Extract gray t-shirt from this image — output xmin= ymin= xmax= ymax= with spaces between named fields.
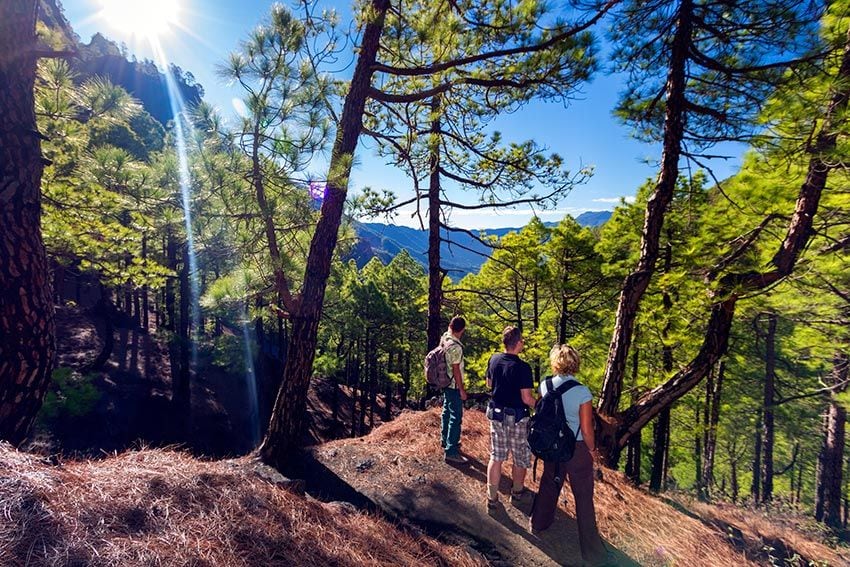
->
xmin=539 ymin=375 xmax=592 ymax=441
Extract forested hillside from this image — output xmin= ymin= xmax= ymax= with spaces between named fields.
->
xmin=2 ymin=0 xmax=850 ymax=565
xmin=352 ymin=211 xmax=612 ymax=276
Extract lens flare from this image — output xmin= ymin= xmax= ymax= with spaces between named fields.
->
xmin=100 ymin=0 xmax=179 ymax=38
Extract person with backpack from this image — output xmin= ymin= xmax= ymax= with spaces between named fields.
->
xmin=440 ymin=316 xmax=468 ymax=463
xmin=485 ymin=326 xmax=536 ymax=508
xmin=529 ymin=344 xmax=607 ymax=565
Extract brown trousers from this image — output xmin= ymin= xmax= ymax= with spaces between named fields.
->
xmin=530 ymin=441 xmax=607 ymax=563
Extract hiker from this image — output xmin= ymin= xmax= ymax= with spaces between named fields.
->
xmin=441 ymin=316 xmax=468 ymax=463
xmin=529 ymin=344 xmax=607 ymax=564
xmin=485 ymin=326 xmax=536 ymax=507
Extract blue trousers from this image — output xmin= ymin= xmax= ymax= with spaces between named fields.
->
xmin=441 ymin=387 xmax=463 ymax=456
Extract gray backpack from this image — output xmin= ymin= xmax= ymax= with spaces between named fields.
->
xmin=424 ymin=339 xmax=452 ymax=389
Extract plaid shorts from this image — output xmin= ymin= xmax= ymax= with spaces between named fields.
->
xmin=489 ymin=416 xmax=531 ymax=468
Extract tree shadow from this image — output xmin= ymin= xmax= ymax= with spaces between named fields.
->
xmin=449 ymin=455 xmax=640 ymax=566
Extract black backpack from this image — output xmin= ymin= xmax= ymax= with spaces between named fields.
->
xmin=527 ymin=377 xmax=580 ymax=462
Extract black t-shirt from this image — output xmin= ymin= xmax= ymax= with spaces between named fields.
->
xmin=487 ymin=352 xmax=534 ymax=411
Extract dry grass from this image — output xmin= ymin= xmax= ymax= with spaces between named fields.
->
xmin=0 ymin=442 xmax=483 ymax=567
xmin=667 ymin=494 xmax=847 ymax=566
xmin=319 ymin=408 xmax=850 ymax=567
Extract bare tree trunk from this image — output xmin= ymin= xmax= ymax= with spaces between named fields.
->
xmin=731 ymin=453 xmax=739 ymax=503
xmin=0 ymin=0 xmax=57 ymax=444
xmin=700 ymin=360 xmax=723 ymax=500
xmin=165 ymin=233 xmax=177 ymax=332
xmin=752 ymin=407 xmax=763 ymax=503
xmin=259 ymin=0 xmax=390 ymax=468
xmin=816 ymin=352 xmax=848 ymax=528
xmin=88 ymin=285 xmax=115 ymax=372
xmin=598 ymin=0 xmax=693 ymax=416
xmin=174 ymin=243 xmax=191 ymax=416
xmin=650 ymin=407 xmax=670 ymax=493
xmin=695 ymin=404 xmax=703 ymax=492
xmin=761 ymin=312 xmax=777 ymax=503
xmin=558 ymin=294 xmax=569 ymax=344
xmin=625 ymin=328 xmax=641 ymax=484
xmin=427 ymin=95 xmax=443 ymax=352
xmin=141 ymin=235 xmax=149 ymax=332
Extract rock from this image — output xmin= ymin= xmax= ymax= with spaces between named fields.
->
xmin=251 ymin=463 xmax=306 ymax=494
xmin=355 ymin=458 xmax=374 ymax=472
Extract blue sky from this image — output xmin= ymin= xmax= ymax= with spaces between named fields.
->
xmin=60 ymin=0 xmax=743 ymax=229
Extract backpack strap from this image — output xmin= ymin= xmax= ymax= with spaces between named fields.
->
xmin=552 ymin=379 xmax=581 ymax=397
xmin=543 ymin=377 xmax=580 ymax=398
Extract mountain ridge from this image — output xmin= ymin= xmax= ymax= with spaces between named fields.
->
xmin=350 ymin=210 xmax=613 ymax=276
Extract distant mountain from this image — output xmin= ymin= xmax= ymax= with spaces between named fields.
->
xmin=351 ymin=211 xmax=612 ymax=277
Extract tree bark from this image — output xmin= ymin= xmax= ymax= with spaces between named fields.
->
xmin=625 ymin=330 xmax=641 ymax=484
xmin=649 ymin=407 xmax=670 ymax=493
xmin=816 ymin=352 xmax=848 ymax=529
xmin=760 ymin=312 xmax=777 ymax=503
xmin=87 ymin=285 xmax=115 ymax=372
xmin=259 ymin=0 xmax=391 ymax=468
xmin=598 ymin=0 xmax=693 ymax=416
xmin=700 ymin=359 xmax=723 ymax=501
xmin=0 ymin=0 xmax=57 ymax=444
xmin=141 ymin=235 xmax=149 ymax=332
xmin=165 ymin=233 xmax=177 ymax=332
xmin=752 ymin=407 xmax=763 ymax=503
xmin=427 ymin=95 xmax=443 ymax=352
xmin=174 ymin=243 xmax=191 ymax=416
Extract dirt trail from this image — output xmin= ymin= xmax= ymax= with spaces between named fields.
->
xmin=309 ymin=409 xmax=644 ymax=566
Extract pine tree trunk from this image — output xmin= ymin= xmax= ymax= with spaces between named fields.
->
xmin=258 ymin=0 xmax=390 ymax=468
xmin=0 ymin=0 xmax=57 ymax=444
xmin=761 ymin=313 xmax=777 ymax=503
xmin=752 ymin=407 xmax=763 ymax=503
xmin=558 ymin=294 xmax=569 ymax=344
xmin=650 ymin=407 xmax=670 ymax=492
xmin=165 ymin=233 xmax=177 ymax=332
xmin=174 ymin=243 xmax=191 ymax=416
xmin=141 ymin=235 xmax=149 ymax=333
xmin=427 ymin=95 xmax=443 ymax=352
xmin=701 ymin=360 xmax=723 ymax=501
xmin=401 ymin=350 xmax=410 ymax=410
xmin=625 ymin=332 xmax=641 ymax=484
xmin=88 ymin=285 xmax=115 ymax=371
xmin=598 ymin=0 xmax=693 ymax=416
xmin=816 ymin=352 xmax=848 ymax=528
xmin=694 ymin=404 xmax=703 ymax=491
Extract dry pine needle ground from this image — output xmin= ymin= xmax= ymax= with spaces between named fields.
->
xmin=0 ymin=442 xmax=483 ymax=567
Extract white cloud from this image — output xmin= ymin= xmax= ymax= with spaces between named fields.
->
xmin=592 ymin=196 xmax=635 ymax=204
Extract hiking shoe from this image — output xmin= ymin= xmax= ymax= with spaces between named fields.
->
xmin=510 ymin=488 xmax=531 ymax=502
xmin=486 ymin=497 xmax=500 ymax=510
xmin=444 ymin=453 xmax=469 ymax=464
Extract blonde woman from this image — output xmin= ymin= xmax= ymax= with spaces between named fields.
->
xmin=529 ymin=344 xmax=607 ymax=565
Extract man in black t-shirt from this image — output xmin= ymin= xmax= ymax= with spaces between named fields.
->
xmin=485 ymin=326 xmax=536 ymax=508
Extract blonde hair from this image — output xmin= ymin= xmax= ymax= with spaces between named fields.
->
xmin=550 ymin=344 xmax=580 ymax=375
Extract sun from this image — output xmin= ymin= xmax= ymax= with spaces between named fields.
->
xmin=99 ymin=0 xmax=180 ymax=38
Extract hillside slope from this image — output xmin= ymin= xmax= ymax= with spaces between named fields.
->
xmin=309 ymin=409 xmax=848 ymax=567
xmin=0 ymin=443 xmax=483 ymax=567
xmin=351 ymin=210 xmax=612 ymax=276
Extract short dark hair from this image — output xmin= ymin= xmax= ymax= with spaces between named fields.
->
xmin=502 ymin=326 xmax=522 ymax=349
xmin=449 ymin=316 xmax=466 ymax=333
